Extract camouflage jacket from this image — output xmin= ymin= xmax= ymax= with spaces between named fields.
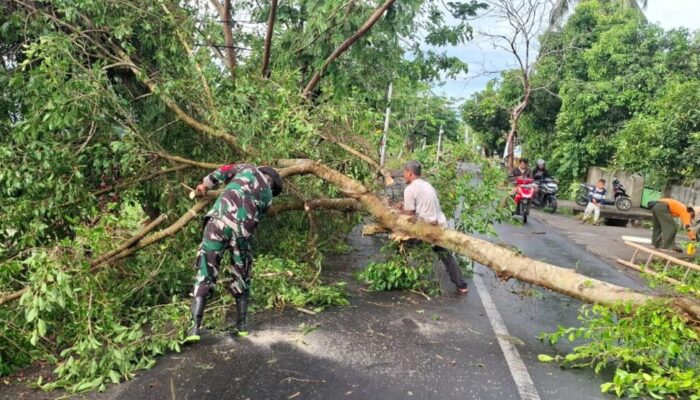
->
xmin=202 ymin=164 xmax=273 ymax=238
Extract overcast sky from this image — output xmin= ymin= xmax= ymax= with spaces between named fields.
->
xmin=433 ymin=0 xmax=700 ymax=101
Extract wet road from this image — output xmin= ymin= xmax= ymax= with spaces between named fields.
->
xmin=37 ymin=210 xmax=647 ymax=400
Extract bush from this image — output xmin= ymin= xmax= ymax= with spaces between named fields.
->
xmin=539 ymin=302 xmax=700 ymax=399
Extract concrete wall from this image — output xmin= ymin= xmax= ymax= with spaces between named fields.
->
xmin=587 ymin=167 xmax=644 ymax=208
xmin=667 ymin=179 xmax=700 ymax=208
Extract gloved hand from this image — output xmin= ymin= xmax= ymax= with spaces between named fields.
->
xmin=689 ymin=229 xmax=697 ymax=241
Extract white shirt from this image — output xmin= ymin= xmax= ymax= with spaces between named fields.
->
xmin=403 ymin=178 xmax=448 ymax=227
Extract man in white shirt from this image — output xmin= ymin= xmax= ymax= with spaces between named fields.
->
xmin=398 ymin=160 xmax=469 ymax=294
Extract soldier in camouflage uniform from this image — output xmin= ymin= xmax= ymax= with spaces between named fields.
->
xmin=187 ymin=163 xmax=283 ymax=341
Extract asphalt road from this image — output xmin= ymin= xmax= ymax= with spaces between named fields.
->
xmin=2 ymin=211 xmax=652 ymax=400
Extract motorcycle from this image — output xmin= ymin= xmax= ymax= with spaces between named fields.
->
xmin=533 ymin=177 xmax=558 ymax=213
xmin=513 ymin=177 xmax=535 ymax=223
xmin=575 ymin=178 xmax=632 ymax=211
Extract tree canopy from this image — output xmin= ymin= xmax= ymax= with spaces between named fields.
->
xmin=463 ymin=0 xmax=700 ymax=188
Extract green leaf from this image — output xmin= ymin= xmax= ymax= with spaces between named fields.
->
xmin=600 ymin=382 xmax=614 ymax=393
xmin=537 ymin=354 xmax=554 ymax=362
xmin=108 ymin=370 xmax=121 ymax=384
xmin=38 ymin=319 xmax=47 ymax=337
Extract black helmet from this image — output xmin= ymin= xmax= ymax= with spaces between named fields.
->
xmin=258 ymin=166 xmax=283 ymax=197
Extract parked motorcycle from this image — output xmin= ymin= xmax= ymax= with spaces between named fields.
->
xmin=575 ymin=178 xmax=632 ymax=211
xmin=514 ymin=177 xmax=535 ymax=223
xmin=533 ymin=177 xmax=558 ymax=213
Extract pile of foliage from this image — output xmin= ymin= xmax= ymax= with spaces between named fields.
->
xmin=359 ymin=243 xmax=443 ymax=296
xmin=539 ymin=302 xmax=700 ymax=399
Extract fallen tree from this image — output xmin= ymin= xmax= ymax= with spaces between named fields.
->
xmin=7 ymin=159 xmax=698 ymax=321
xmin=274 ymin=159 xmax=700 ymax=321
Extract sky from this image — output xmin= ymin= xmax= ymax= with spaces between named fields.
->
xmin=433 ymin=0 xmax=700 ymax=102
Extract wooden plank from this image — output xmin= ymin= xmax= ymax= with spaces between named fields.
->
xmin=616 ymin=259 xmax=699 ymax=297
xmin=623 ymin=241 xmax=700 ymax=272
xmin=645 ymin=253 xmax=654 ymax=267
xmin=622 ymin=235 xmax=652 ymax=244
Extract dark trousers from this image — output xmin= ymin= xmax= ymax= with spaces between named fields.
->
xmin=651 ymin=202 xmax=677 ymax=249
xmin=433 ymin=246 xmax=468 ymax=289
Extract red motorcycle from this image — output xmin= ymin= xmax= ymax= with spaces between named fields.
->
xmin=513 ymin=177 xmax=535 ymax=223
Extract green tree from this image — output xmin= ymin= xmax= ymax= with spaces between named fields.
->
xmin=549 ymin=0 xmax=648 ymax=26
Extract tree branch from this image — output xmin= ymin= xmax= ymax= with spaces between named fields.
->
xmin=261 ymin=0 xmax=278 ymax=78
xmin=301 ymin=0 xmax=397 ymax=98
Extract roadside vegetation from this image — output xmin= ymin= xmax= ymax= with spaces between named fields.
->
xmin=1 ymin=0 xmax=699 ymax=398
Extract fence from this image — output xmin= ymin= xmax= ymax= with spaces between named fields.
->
xmin=667 ymin=179 xmax=700 ymax=208
xmin=586 ymin=167 xmax=644 ymax=208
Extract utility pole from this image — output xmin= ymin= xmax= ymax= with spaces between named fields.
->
xmin=464 ymin=125 xmax=469 ymax=144
xmin=436 ymin=124 xmax=443 ymax=163
xmin=379 ymin=81 xmax=393 ymax=167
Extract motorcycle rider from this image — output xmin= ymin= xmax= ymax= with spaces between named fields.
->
xmin=509 ymin=158 xmax=531 ymax=182
xmin=532 ymin=159 xmax=550 ymax=182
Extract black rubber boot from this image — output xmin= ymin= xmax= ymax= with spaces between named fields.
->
xmin=233 ymin=293 xmax=249 ymax=337
xmin=185 ymin=296 xmax=206 ymax=342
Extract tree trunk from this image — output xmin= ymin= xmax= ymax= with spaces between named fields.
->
xmin=379 ymin=81 xmax=393 ymax=167
xmin=261 ymin=0 xmax=278 ymax=78
xmin=275 ymin=159 xmax=700 ymax=321
xmin=505 ymin=83 xmax=531 ymax=168
xmin=222 ymin=0 xmax=237 ymax=78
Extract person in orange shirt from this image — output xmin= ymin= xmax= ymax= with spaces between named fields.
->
xmin=650 ymin=198 xmax=697 ymax=251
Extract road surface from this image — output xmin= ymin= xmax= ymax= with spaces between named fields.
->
xmin=1 ymin=212 xmax=652 ymax=400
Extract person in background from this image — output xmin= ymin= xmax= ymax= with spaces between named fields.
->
xmin=397 ymin=160 xmax=469 ymax=294
xmin=582 ymin=179 xmax=606 ymax=225
xmin=650 ymin=198 xmax=697 ymax=251
xmin=509 ymin=158 xmax=531 ymax=182
xmin=532 ymin=159 xmax=550 ymax=182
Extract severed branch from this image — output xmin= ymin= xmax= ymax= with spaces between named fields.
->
xmin=90 ymin=198 xmax=213 ymax=270
xmin=0 ymin=288 xmax=29 ymax=306
xmin=272 ymin=159 xmax=700 ymax=321
xmin=154 ymin=152 xmax=221 ymax=170
xmin=301 ymin=0 xmax=397 ymax=97
xmin=90 ymin=214 xmax=169 ymax=266
xmin=94 ymin=164 xmax=191 ymax=197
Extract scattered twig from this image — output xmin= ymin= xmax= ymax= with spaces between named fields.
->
xmin=409 ymin=289 xmax=431 ymax=301
xmin=282 ymin=377 xmax=327 ymax=384
xmin=295 ymin=307 xmax=317 ymax=316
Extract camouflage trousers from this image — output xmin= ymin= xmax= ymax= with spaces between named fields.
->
xmin=192 ymin=217 xmax=252 ymax=298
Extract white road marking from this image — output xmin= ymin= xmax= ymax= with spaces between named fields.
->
xmin=473 ymin=271 xmax=541 ymax=400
